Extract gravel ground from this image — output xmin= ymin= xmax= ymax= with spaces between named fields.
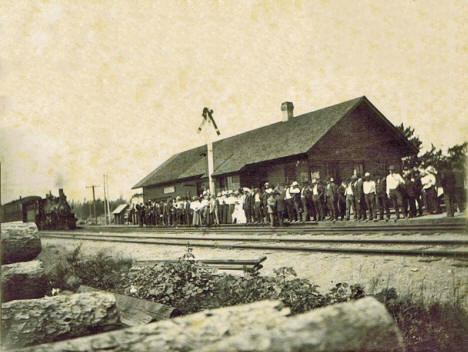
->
xmin=42 ymin=231 xmax=468 ymax=307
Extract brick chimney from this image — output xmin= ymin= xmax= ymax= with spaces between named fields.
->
xmin=281 ymin=102 xmax=294 ymax=121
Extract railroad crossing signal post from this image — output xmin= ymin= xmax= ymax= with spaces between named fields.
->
xmin=198 ymin=107 xmax=221 ymax=195
xmin=207 ymin=140 xmax=215 ymax=195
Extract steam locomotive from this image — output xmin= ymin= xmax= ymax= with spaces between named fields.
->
xmin=0 ymin=189 xmax=77 ymax=230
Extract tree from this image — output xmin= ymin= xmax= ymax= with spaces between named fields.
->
xmin=397 ymin=123 xmax=467 ymax=172
xmin=396 ymin=123 xmax=422 ymax=169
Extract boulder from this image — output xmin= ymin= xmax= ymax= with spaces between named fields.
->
xmin=1 ymin=222 xmax=41 ymax=264
xmin=2 ymin=260 xmax=48 ymax=302
xmin=196 ymin=297 xmax=404 ymax=352
xmin=15 ymin=300 xmax=289 ymax=352
xmin=1 ymin=292 xmax=120 ymax=349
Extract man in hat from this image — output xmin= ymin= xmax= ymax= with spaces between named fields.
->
xmin=403 ymin=169 xmax=417 ymax=218
xmin=262 ymin=182 xmax=274 ymax=223
xmin=311 ymin=178 xmax=324 ymax=221
xmin=439 ymin=162 xmax=457 ymax=217
xmin=352 ymin=174 xmax=365 ymax=221
xmin=284 ymin=183 xmax=293 ymax=223
xmin=345 ymin=176 xmax=356 ymax=221
xmin=453 ymin=162 xmax=466 ymax=213
xmin=363 ymin=172 xmax=377 ymax=221
xmin=226 ymin=190 xmax=236 ymax=224
xmin=243 ymin=187 xmax=254 ymax=224
xmin=301 ymin=181 xmax=312 ymax=222
xmin=289 ymin=181 xmax=302 ymax=222
xmin=421 ymin=166 xmax=439 ymax=214
xmin=190 ymin=196 xmax=200 ymax=226
xmin=325 ymin=177 xmax=337 ymax=221
xmin=275 ymin=184 xmax=286 ymax=226
xmin=376 ymin=176 xmax=390 ymax=221
xmin=386 ymin=165 xmax=406 ymax=220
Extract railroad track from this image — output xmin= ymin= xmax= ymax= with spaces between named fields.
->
xmin=40 ymin=231 xmax=468 ymax=258
xmin=76 ymin=222 xmax=466 ymax=234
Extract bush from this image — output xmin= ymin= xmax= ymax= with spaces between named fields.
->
xmin=41 ymin=245 xmax=467 ymax=351
xmin=384 ymin=296 xmax=467 ymax=352
xmin=39 ymin=244 xmax=133 ymax=292
xmin=121 ymin=253 xmax=363 ymax=315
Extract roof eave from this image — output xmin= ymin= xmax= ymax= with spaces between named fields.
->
xmin=362 ymin=97 xmax=419 ymax=156
xmin=134 ymin=174 xmax=205 ymax=189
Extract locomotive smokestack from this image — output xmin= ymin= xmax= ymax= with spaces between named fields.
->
xmin=59 ymin=188 xmax=65 ymax=199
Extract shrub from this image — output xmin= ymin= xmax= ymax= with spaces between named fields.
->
xmin=39 ymin=244 xmax=133 ymax=292
xmin=383 ymin=294 xmax=468 ymax=352
xmin=121 ymin=256 xmax=361 ymax=315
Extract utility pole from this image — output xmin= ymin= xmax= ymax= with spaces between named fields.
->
xmin=103 ymin=174 xmax=111 ymax=225
xmin=103 ymin=175 xmax=107 ymax=225
xmin=105 ymin=174 xmax=111 ymax=224
xmin=86 ymin=185 xmax=99 ymax=225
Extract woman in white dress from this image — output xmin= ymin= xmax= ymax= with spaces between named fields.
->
xmin=232 ymin=191 xmax=247 ymax=224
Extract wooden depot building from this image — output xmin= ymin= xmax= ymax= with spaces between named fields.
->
xmin=133 ymin=96 xmax=417 ymax=201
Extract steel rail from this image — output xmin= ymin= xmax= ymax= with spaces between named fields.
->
xmin=74 ymin=223 xmax=466 ymax=234
xmin=40 ymin=233 xmax=468 ymax=258
xmin=40 ymin=231 xmax=468 ymax=246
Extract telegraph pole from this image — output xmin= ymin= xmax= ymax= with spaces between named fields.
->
xmin=103 ymin=175 xmax=107 ymax=225
xmin=86 ymin=185 xmax=99 ymax=224
xmin=105 ymin=174 xmax=111 ymax=224
xmin=103 ymin=174 xmax=111 ymax=225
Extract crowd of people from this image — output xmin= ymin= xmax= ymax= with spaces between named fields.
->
xmin=128 ymin=163 xmax=465 ymax=227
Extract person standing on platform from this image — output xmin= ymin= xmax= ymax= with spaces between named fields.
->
xmin=325 ymin=178 xmax=337 ymax=221
xmin=363 ymin=172 xmax=377 ymax=221
xmin=267 ymin=190 xmax=277 ymax=227
xmin=190 ymin=196 xmax=200 ymax=226
xmin=253 ymin=188 xmax=262 ymax=224
xmin=412 ymin=168 xmax=424 ymax=216
xmin=376 ymin=176 xmax=390 ymax=221
xmin=453 ymin=162 xmax=466 ymax=213
xmin=440 ymin=164 xmax=457 ymax=217
xmin=337 ymin=180 xmax=346 ymax=221
xmin=218 ymin=192 xmax=226 ymax=224
xmin=243 ymin=188 xmax=253 ymax=224
xmin=421 ymin=167 xmax=438 ymax=214
xmin=403 ymin=170 xmax=417 ymax=218
xmin=352 ymin=175 xmax=365 ymax=221
xmin=312 ymin=178 xmax=324 ymax=221
xmin=263 ymin=183 xmax=274 ymax=224
xmin=289 ymin=181 xmax=302 ymax=222
xmin=209 ymin=194 xmax=219 ymax=225
xmin=226 ymin=191 xmax=236 ymax=224
xmin=386 ymin=165 xmax=406 ymax=220
xmin=345 ymin=176 xmax=356 ymax=221
xmin=275 ymin=184 xmax=286 ymax=226
xmin=301 ymin=182 xmax=311 ymax=222
xmin=284 ymin=184 xmax=293 ymax=223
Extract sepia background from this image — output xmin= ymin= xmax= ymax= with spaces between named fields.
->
xmin=1 ymin=0 xmax=467 ymax=202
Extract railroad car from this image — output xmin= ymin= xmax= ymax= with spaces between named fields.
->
xmin=0 ymin=189 xmax=77 ymax=230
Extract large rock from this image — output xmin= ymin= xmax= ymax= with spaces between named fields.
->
xmin=196 ymin=297 xmax=404 ymax=352
xmin=2 ymin=260 xmax=48 ymax=302
xmin=1 ymin=222 xmax=41 ymax=264
xmin=15 ymin=300 xmax=289 ymax=352
xmin=1 ymin=292 xmax=120 ymax=349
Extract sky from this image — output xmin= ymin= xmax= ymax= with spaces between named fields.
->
xmin=1 ymin=0 xmax=467 ymax=203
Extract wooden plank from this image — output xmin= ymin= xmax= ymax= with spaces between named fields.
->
xmin=77 ymin=285 xmax=175 ymax=326
xmin=137 ymin=256 xmax=267 ymax=266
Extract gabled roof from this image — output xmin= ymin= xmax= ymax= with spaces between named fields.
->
xmin=112 ymin=204 xmax=129 ymax=215
xmin=133 ymin=96 xmax=415 ymax=189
